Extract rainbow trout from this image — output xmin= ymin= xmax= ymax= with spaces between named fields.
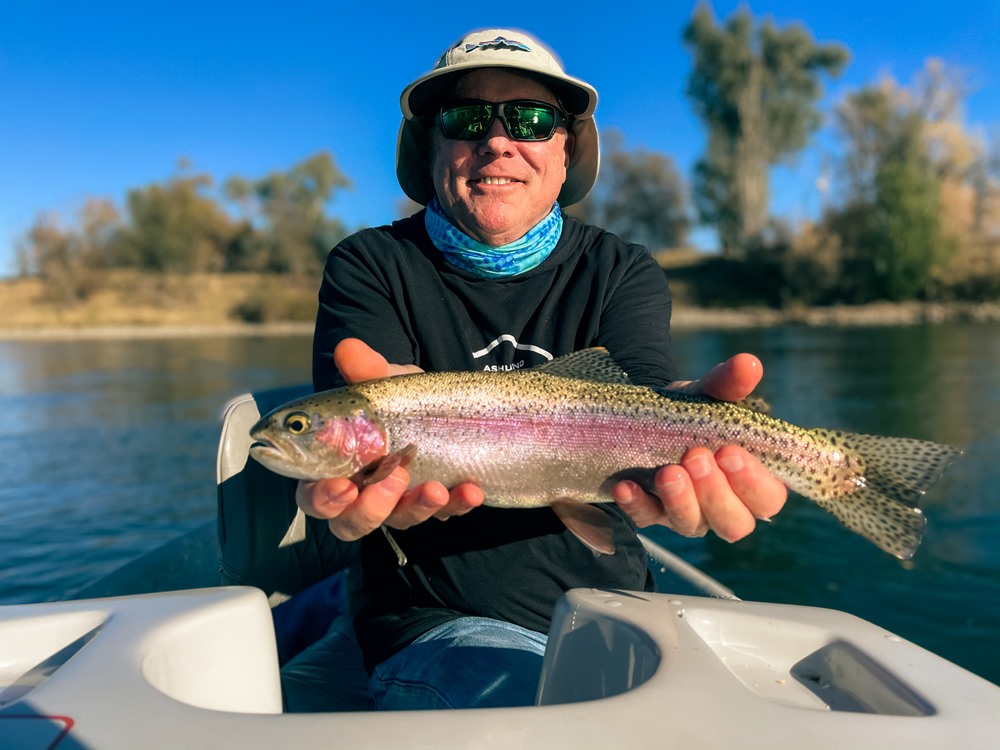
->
xmin=249 ymin=348 xmax=961 ymax=560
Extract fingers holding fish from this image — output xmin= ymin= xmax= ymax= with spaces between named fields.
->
xmin=383 ymin=480 xmax=485 ymax=528
xmin=382 ymin=481 xmax=450 ymax=529
xmin=630 ymin=449 xmax=751 ymax=542
xmin=296 ymin=476 xmax=359 ymax=517
xmin=713 ymin=445 xmax=788 ymax=523
xmin=614 ymin=447 xmax=785 ymax=543
xmin=296 ymin=471 xmax=485 ymax=540
xmin=652 ymin=461 xmax=712 ymax=538
xmin=679 ymin=446 xmax=768 ymax=542
xmin=669 ymin=353 xmax=763 ymax=402
xmin=298 ymin=467 xmax=411 ymax=542
xmin=334 ymin=338 xmax=423 ymax=384
xmin=612 ymin=476 xmax=697 ymax=534
xmin=440 ymin=482 xmax=486 ymax=520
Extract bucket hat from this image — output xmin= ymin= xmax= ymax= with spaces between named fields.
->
xmin=395 ymin=28 xmax=600 ymax=207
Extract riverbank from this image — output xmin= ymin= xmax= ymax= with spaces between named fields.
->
xmin=0 ymin=321 xmax=316 ymax=340
xmin=3 ymin=301 xmax=1000 ymax=341
xmin=0 ymin=272 xmax=315 ymax=338
xmin=4 ymin=272 xmax=1000 ymax=340
xmin=671 ymin=300 xmax=1000 ymax=329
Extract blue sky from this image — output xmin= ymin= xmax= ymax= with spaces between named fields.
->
xmin=2 ymin=2 xmax=998 ymax=276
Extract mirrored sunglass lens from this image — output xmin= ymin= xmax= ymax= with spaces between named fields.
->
xmin=441 ymin=104 xmax=493 ymax=139
xmin=506 ymin=104 xmax=556 ymax=139
xmin=439 ymin=102 xmax=561 ymax=140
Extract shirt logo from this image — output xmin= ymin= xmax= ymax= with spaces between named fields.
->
xmin=464 ymin=36 xmax=531 ymax=53
xmin=472 ymin=335 xmax=552 ymax=370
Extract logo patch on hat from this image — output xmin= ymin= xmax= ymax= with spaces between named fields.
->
xmin=464 ymin=36 xmax=531 ymax=53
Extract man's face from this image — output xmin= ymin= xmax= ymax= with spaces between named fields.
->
xmin=429 ymin=69 xmax=573 ymax=247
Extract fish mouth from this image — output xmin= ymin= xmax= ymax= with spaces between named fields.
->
xmin=247 ymin=434 xmax=332 ymax=482
xmin=248 ymin=430 xmax=280 ymax=455
xmin=248 ymin=435 xmax=293 ymax=464
xmin=247 ymin=438 xmax=317 ymax=481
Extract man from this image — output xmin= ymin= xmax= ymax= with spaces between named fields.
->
xmin=283 ymin=28 xmax=786 ymax=711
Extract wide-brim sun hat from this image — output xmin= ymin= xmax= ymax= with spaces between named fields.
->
xmin=396 ymin=28 xmax=600 ymax=207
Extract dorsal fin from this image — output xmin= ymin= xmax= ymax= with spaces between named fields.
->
xmin=531 ymin=348 xmax=632 ymax=384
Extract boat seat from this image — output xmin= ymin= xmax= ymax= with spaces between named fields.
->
xmin=215 ymin=385 xmax=375 ymax=711
xmin=216 ymin=385 xmax=360 ymax=606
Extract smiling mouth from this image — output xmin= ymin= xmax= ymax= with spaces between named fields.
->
xmin=475 ymin=177 xmax=517 ymax=185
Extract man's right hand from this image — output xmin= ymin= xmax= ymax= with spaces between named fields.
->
xmin=295 ymin=338 xmax=484 ymax=541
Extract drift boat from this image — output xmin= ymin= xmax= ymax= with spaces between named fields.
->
xmin=1 ymin=388 xmax=998 ymax=750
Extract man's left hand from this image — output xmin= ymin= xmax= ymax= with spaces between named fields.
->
xmin=612 ymin=354 xmax=788 ymax=542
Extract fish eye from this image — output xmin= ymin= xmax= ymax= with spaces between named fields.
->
xmin=284 ymin=412 xmax=311 ymax=434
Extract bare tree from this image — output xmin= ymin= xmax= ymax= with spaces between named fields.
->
xmin=684 ymin=5 xmax=848 ymax=256
xmin=567 ymin=130 xmax=690 ymax=250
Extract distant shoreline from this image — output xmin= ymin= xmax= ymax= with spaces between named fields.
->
xmin=2 ymin=301 xmax=999 ymax=341
xmin=671 ymin=300 xmax=1000 ymax=329
xmin=0 ymin=322 xmax=316 ymax=341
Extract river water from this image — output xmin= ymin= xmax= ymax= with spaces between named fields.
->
xmin=0 ymin=324 xmax=997 ymax=686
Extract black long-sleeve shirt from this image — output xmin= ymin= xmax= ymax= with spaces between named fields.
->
xmin=311 ymin=210 xmax=678 ymax=670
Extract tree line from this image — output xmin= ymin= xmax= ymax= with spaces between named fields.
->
xmin=17 ymin=6 xmax=1000 ymax=307
xmin=17 ymin=152 xmax=351 ymax=300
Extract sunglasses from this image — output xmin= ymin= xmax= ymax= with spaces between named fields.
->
xmin=438 ymin=99 xmax=569 ymax=142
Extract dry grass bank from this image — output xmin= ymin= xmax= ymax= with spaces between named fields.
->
xmin=3 ymin=269 xmax=1000 ymax=341
xmin=671 ymin=300 xmax=1000 ymax=329
xmin=1 ymin=271 xmax=318 ymax=337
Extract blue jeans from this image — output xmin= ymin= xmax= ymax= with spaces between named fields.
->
xmin=281 ymin=613 xmax=376 ymax=712
xmin=281 ymin=615 xmax=547 ymax=712
xmin=371 ymin=617 xmax=548 ymax=710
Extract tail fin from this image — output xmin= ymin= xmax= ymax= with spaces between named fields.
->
xmin=810 ymin=431 xmax=962 ymax=560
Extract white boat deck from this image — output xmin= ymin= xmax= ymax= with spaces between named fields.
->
xmin=3 ymin=584 xmax=999 ymax=750
xmin=4 ymin=387 xmax=998 ymax=749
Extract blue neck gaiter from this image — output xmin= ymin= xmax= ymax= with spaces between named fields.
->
xmin=424 ymin=197 xmax=563 ymax=279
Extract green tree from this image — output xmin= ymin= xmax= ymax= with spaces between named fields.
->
xmin=224 ymin=151 xmax=351 ymax=274
xmin=836 ymin=85 xmax=898 ymax=202
xmin=867 ymin=127 xmax=944 ymax=299
xmin=684 ymin=5 xmax=848 ymax=256
xmin=832 ymin=81 xmax=953 ymax=301
xmin=117 ymin=171 xmax=236 ymax=272
xmin=567 ymin=130 xmax=689 ymax=249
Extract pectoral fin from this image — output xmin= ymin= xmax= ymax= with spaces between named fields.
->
xmin=551 ymin=500 xmax=616 ymax=555
xmin=278 ymin=508 xmax=308 ymax=548
xmin=349 ymin=444 xmax=418 ymax=486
